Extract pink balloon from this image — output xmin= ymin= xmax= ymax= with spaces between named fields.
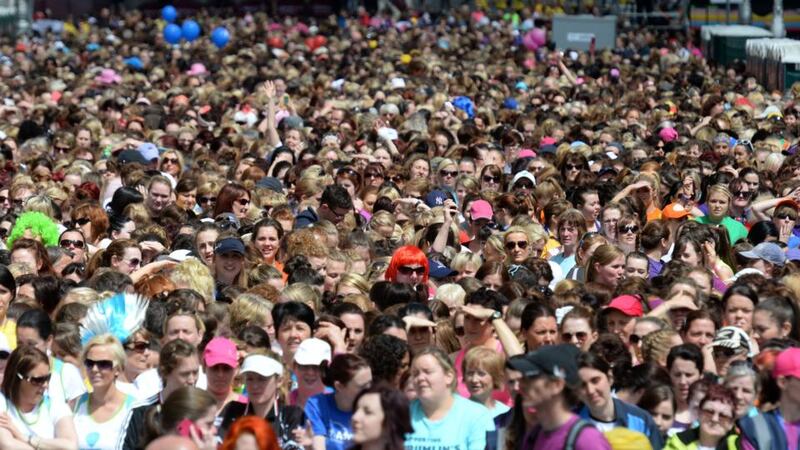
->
xmin=522 ymin=31 xmax=539 ymax=51
xmin=531 ymin=28 xmax=546 ymax=46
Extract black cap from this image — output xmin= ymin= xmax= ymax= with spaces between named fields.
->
xmin=214 ymin=237 xmax=245 ymax=256
xmin=118 ymin=149 xmax=148 ymax=165
xmin=256 ymin=176 xmax=284 ymax=193
xmin=506 ymin=344 xmax=581 ymax=384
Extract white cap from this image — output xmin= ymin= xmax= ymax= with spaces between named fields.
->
xmin=390 ymin=77 xmax=406 ymax=89
xmin=240 ymin=355 xmax=283 ymax=377
xmin=293 ymin=338 xmax=332 ymax=366
xmin=167 ymin=249 xmax=193 ymax=262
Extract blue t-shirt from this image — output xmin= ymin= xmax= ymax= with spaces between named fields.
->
xmin=405 ymin=395 xmax=495 ymax=450
xmin=305 ymin=393 xmax=353 ymax=450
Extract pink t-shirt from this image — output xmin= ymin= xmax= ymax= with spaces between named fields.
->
xmin=522 ymin=415 xmax=611 ymax=450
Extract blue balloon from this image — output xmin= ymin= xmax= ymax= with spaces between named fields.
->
xmin=161 ymin=5 xmax=177 ymax=23
xmin=163 ymin=23 xmax=182 ymax=44
xmin=181 ymin=20 xmax=201 ymax=42
xmin=211 ymin=27 xmax=230 ymax=48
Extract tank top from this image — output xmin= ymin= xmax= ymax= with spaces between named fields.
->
xmin=73 ymin=392 xmax=136 ymax=450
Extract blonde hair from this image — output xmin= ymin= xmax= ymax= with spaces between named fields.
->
xmin=170 ymin=258 xmax=215 ymax=303
xmin=414 ymin=347 xmax=457 ymax=391
xmin=337 ymin=273 xmax=370 ymax=296
xmin=433 ymin=284 xmax=466 ymax=308
xmin=451 ymin=253 xmax=482 ymax=274
xmin=282 ymin=283 xmax=321 ymax=312
xmin=81 ymin=334 xmax=126 ymax=369
xmin=61 ymin=287 xmax=100 ymax=306
xmin=229 ymin=294 xmax=274 ymax=336
xmin=642 ymin=328 xmax=679 ymax=365
xmin=462 ymin=346 xmax=506 ymax=390
xmin=23 ymin=194 xmax=56 ymax=217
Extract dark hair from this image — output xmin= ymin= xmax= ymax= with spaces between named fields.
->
xmin=0 ymin=265 xmax=16 ymax=301
xmin=324 ymin=353 xmax=370 ymax=387
xmin=238 ymin=326 xmax=271 ymax=350
xmin=682 ymin=310 xmax=721 ymax=334
xmin=86 ymin=269 xmax=133 ymax=293
xmin=747 ymin=220 xmax=779 ymax=246
xmin=637 ymin=383 xmax=676 ymax=418
xmin=351 ymin=383 xmax=412 ymax=450
xmin=398 ymin=303 xmax=433 ymax=322
xmin=213 ymin=183 xmax=249 ymax=217
xmin=252 ymin=218 xmax=285 ymax=241
xmin=370 ymin=282 xmax=422 ymax=311
xmin=367 ymin=315 xmax=406 ymax=337
xmin=577 ymin=350 xmax=612 ymax=375
xmin=144 ymin=386 xmax=216 ymax=447
xmin=157 ymin=339 xmax=199 ymax=379
xmin=107 ymin=186 xmax=144 ymax=218
xmin=641 ymin=220 xmax=670 ymax=251
xmin=32 ymin=275 xmax=61 ymax=315
xmin=465 ymin=287 xmax=506 ymax=313
xmin=721 ymin=283 xmax=759 ymax=310
xmin=615 ymin=362 xmax=671 ymax=393
xmin=520 ymin=303 xmax=556 ymax=332
xmin=321 ymin=184 xmax=353 ymax=211
xmin=2 ymin=345 xmax=49 ymax=406
xmin=359 ymin=335 xmax=409 ymax=385
xmin=755 ymin=296 xmax=800 ymax=341
xmin=17 ymin=309 xmax=52 ymax=341
xmin=272 ymin=301 xmax=315 ymax=332
xmin=332 ymin=302 xmax=365 ymax=320
xmin=666 ymin=343 xmax=704 ymax=372
xmin=589 ymin=333 xmax=633 ymax=383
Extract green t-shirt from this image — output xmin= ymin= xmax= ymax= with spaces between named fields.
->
xmin=694 ymin=215 xmax=748 ymax=245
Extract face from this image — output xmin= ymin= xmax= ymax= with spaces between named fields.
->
xmin=505 ymin=232 xmax=531 ymax=264
xmin=338 ymin=367 xmax=372 ymax=405
xmin=707 ymin=191 xmax=730 ymax=220
xmin=165 ymin=315 xmax=202 ymax=346
xmin=76 ymin=129 xmax=92 ymax=149
xmin=459 ymin=160 xmax=475 ymax=177
xmin=438 ymin=165 xmax=458 ymax=188
xmin=525 ymin=316 xmax=558 ymax=350
xmin=407 ymin=326 xmax=433 ymax=354
xmin=11 ymin=248 xmax=39 ymax=274
xmin=482 ymin=273 xmax=503 ymax=291
xmin=351 ymin=393 xmax=384 ymax=445
xmin=277 ymin=319 xmax=312 ymax=357
xmin=255 ymin=226 xmax=280 ymax=262
xmin=463 ymin=313 xmax=493 ymax=347
xmin=215 ymin=252 xmax=244 ymax=280
xmin=699 ymin=400 xmax=735 ymax=440
xmin=481 ymin=172 xmax=500 ymax=191
xmin=605 ymin=310 xmax=636 ymax=343
xmin=465 ymin=364 xmax=495 ymax=400
xmin=752 ymin=309 xmax=783 ymax=347
xmin=580 ymin=194 xmax=601 ymax=222
xmin=125 ymin=334 xmax=152 ymax=380
xmin=650 ymin=399 xmax=675 ymax=435
xmin=164 ymin=355 xmax=200 ymax=391
xmin=232 ymin=194 xmax=250 ymax=219
xmin=20 ymin=362 xmax=50 ymax=406
xmin=560 ymin=318 xmax=595 ymax=351
xmin=161 ymin=153 xmax=181 ymax=176
xmin=206 ymin=363 xmax=236 ymax=394
xmin=678 ymin=243 xmax=702 ymax=268
xmin=337 ymin=178 xmax=356 ymax=197
xmin=410 ymin=160 xmax=429 ymax=179
xmin=147 ymin=182 xmax=172 ymax=213
xmin=724 ymin=295 xmax=754 ymax=333
xmin=112 ymin=247 xmax=142 ymax=275
xmin=726 ymin=375 xmax=757 ymax=418
xmin=594 ymin=255 xmax=625 ymax=288
xmin=559 ymin=223 xmax=579 ymax=248
xmin=684 ymin=318 xmax=716 ymax=348
xmin=341 ymin=313 xmax=365 ymax=353
xmin=0 ymin=283 xmax=11 ymax=319
xmin=59 ymin=230 xmax=86 ymax=261
xmin=625 ymin=257 xmax=648 ymax=279
xmin=578 ymin=367 xmax=613 ymax=412
xmin=394 ymin=264 xmax=425 ymax=285
xmin=176 ymin=189 xmax=196 ymax=211
xmin=325 ymin=260 xmax=346 ymax=293
xmin=196 ymin=230 xmax=219 ymax=266
xmin=85 ymin=345 xmax=119 ymax=390
xmin=17 ymin=326 xmax=47 ymax=352
xmin=245 ymin=372 xmax=279 ymax=406
xmin=412 ymin=354 xmax=454 ymax=404
xmin=669 ymin=358 xmax=701 ymax=402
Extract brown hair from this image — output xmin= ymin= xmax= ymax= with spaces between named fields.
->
xmin=2 ymin=345 xmax=49 ymax=406
xmin=72 ymin=202 xmax=109 ymax=243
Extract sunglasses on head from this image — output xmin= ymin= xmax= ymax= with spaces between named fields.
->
xmin=397 ymin=265 xmax=425 ymax=276
xmin=60 ymin=239 xmax=85 ymax=249
xmin=84 ymin=358 xmax=114 ymax=371
xmin=17 ymin=372 xmax=50 ymax=386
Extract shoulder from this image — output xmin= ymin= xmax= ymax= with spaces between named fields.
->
xmin=570 ymin=420 xmax=609 ymax=449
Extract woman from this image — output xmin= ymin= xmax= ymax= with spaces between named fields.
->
xmin=695 ymin=185 xmax=748 ymax=246
xmin=576 ymin=351 xmax=663 ymax=449
xmin=436 ymin=159 xmax=458 ymax=190
xmin=143 ymin=387 xmax=217 ymax=450
xmin=214 ymin=183 xmax=251 ymax=220
xmin=638 ymin=383 xmax=676 ymax=438
xmin=550 ymin=209 xmax=587 ymax=277
xmin=585 ymin=244 xmax=626 ymax=291
xmin=0 ymin=345 xmax=78 ymax=449
xmin=560 ymin=305 xmax=598 ymax=351
xmin=406 ymin=348 xmax=494 ymax=450
xmin=290 ymin=338 xmax=332 ymax=408
xmin=0 ymin=266 xmax=15 ymax=349
xmin=213 ymin=236 xmax=248 ymax=295
xmin=752 ymin=296 xmax=800 ymax=347
xmin=565 ymin=233 xmax=610 ymax=281
xmin=572 ymin=188 xmax=602 ymax=233
xmin=728 ymin=178 xmax=752 ymax=225
xmin=351 ymin=383 xmax=411 ymax=450
xmin=521 ymin=303 xmax=558 ymax=351
xmin=479 ymin=165 xmax=503 ymax=193
xmin=71 ymin=203 xmax=109 ymax=248
xmin=218 ymin=354 xmax=305 ymax=448
xmin=90 ymin=239 xmax=142 ymax=276
xmin=663 ymin=384 xmax=739 ymax=450
xmin=723 ymin=361 xmax=759 ymax=420
xmin=462 ymin=347 xmax=509 ymax=418
xmin=475 ymin=261 xmax=506 ymax=291
xmin=600 ymin=204 xmax=624 ymax=243
xmin=11 ymin=238 xmax=55 ymax=276
xmin=362 ymin=163 xmax=385 ymax=189
xmin=122 ymin=328 xmax=153 ymax=388
xmin=220 ymin=416 xmax=279 ymax=450
xmin=73 ymin=335 xmax=136 ymax=450
xmin=616 ymin=215 xmax=641 ymax=255
xmin=335 ymin=168 xmax=363 ymax=210
xmin=721 ymin=284 xmax=758 ymax=335
xmin=250 ymin=219 xmax=284 ymax=271
xmin=504 ymin=227 xmax=531 ymax=265
xmin=614 ymin=174 xmax=662 ymax=222
xmin=174 ymin=178 xmax=197 ymax=213
xmin=384 ymin=245 xmax=429 ymax=292
xmin=272 ymin=302 xmax=314 ymax=366
xmin=306 ymin=354 xmax=372 ymax=450
xmin=159 ymin=150 xmax=184 ymax=179
xmin=194 ymin=223 xmax=220 ymax=267
xmin=406 ymin=155 xmax=430 ymax=181
xmin=559 ymin=153 xmax=588 ymax=187
xmin=667 ymin=344 xmax=703 ymax=432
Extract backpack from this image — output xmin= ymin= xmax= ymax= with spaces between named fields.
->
xmin=524 ymin=418 xmax=592 ymax=450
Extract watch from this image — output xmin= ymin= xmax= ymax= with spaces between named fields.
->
xmin=491 ymin=311 xmax=502 ymax=320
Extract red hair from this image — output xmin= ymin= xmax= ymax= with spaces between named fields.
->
xmin=385 ymin=245 xmax=429 ymax=284
xmin=220 ymin=416 xmax=279 ymax=450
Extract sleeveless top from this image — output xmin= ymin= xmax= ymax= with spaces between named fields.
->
xmin=73 ymin=392 xmax=136 ymax=450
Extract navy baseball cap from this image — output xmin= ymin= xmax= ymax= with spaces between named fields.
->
xmin=215 ymin=237 xmax=245 ymax=256
xmin=428 ymin=258 xmax=457 ymax=279
xmin=506 ymin=344 xmax=580 ymax=384
xmin=425 ymin=190 xmax=449 ymax=208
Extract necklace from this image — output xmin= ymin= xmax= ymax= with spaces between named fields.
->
xmin=15 ymin=402 xmax=41 ymax=427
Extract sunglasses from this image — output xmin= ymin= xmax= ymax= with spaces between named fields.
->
xmin=337 ymin=167 xmax=358 ymax=177
xmin=125 ymin=258 xmax=142 ymax=268
xmin=74 ymin=217 xmax=91 ymax=226
xmin=439 ymin=170 xmax=458 ymax=178
xmin=389 ymin=176 xmax=404 ymax=183
xmin=0 ymin=196 xmax=6 ymax=203
xmin=84 ymin=358 xmax=114 ymax=371
xmin=733 ymin=191 xmax=752 ymax=199
xmin=700 ymin=408 xmax=734 ymax=423
xmin=776 ymin=214 xmax=796 ymax=221
xmin=0 ymin=351 xmax=8 ymax=360
xmin=515 ymin=181 xmax=534 ymax=189
xmin=566 ymin=164 xmax=583 ymax=171
xmin=562 ymin=331 xmax=588 ymax=341
xmin=397 ymin=266 xmax=426 ymax=276
xmin=365 ymin=172 xmax=383 ymax=179
xmin=162 ymin=157 xmax=179 ymax=165
xmin=60 ymin=239 xmax=85 ymax=249
xmin=17 ymin=372 xmax=50 ymax=386
xmin=483 ymin=175 xmax=500 ymax=183
xmin=199 ymin=196 xmax=217 ymax=204
xmin=619 ymin=225 xmax=640 ymax=234
xmin=235 ymin=198 xmax=251 ymax=206
xmin=126 ymin=341 xmax=151 ymax=353
xmin=505 ymin=240 xmax=528 ymax=250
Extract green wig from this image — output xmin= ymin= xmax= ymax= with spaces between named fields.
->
xmin=7 ymin=211 xmax=60 ymax=248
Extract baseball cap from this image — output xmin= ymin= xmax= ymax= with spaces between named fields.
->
xmin=511 ymin=170 xmax=536 ymax=188
xmin=215 ymin=213 xmax=241 ymax=231
xmin=428 ymin=258 xmax=457 ymax=279
xmin=713 ymin=326 xmax=754 ymax=357
xmin=137 ymin=142 xmax=159 ymax=161
xmin=605 ymin=295 xmax=644 ymax=317
xmin=240 ymin=354 xmax=284 ymax=378
xmin=662 ymin=202 xmax=691 ymax=220
xmin=294 ymin=338 xmax=332 ymax=366
xmin=774 ymin=348 xmax=800 ymax=378
xmin=256 ymin=177 xmax=284 ymax=193
xmin=118 ymin=149 xmax=148 ymax=165
xmin=203 ymin=337 xmax=238 ymax=368
xmin=538 ymin=144 xmax=557 ymax=155
xmin=425 ymin=190 xmax=449 ymax=208
xmin=506 ymin=344 xmax=580 ymax=384
xmin=470 ymin=200 xmax=493 ymax=220
xmin=215 ymin=237 xmax=245 ymax=256
xmin=739 ymin=242 xmax=787 ymax=267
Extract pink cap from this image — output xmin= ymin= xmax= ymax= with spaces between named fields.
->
xmin=470 ymin=199 xmax=493 ymax=220
xmin=540 ymin=136 xmax=556 ymax=147
xmin=518 ymin=149 xmax=536 ymax=159
xmin=203 ymin=337 xmax=238 ymax=368
xmin=774 ymin=348 xmax=800 ymax=378
xmin=659 ymin=127 xmax=678 ymax=143
xmin=605 ymin=295 xmax=644 ymax=317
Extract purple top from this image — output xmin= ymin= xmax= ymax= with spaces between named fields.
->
xmin=521 ymin=415 xmax=611 ymax=450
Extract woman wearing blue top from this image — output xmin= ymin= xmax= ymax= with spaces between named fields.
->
xmin=405 ymin=347 xmax=495 ymax=450
xmin=305 ymin=354 xmax=372 ymax=450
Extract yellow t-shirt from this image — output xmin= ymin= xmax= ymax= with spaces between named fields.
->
xmin=1 ymin=319 xmax=16 ymax=350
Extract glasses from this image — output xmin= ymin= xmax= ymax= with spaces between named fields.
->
xmin=776 ymin=214 xmax=796 ymax=221
xmin=124 ymin=258 xmax=141 ymax=269
xmin=0 ymin=351 xmax=8 ymax=360
xmin=54 ymin=146 xmax=70 ymax=153
xmin=162 ymin=157 xmax=179 ymax=165
xmin=389 ymin=176 xmax=404 ymax=183
xmin=439 ymin=169 xmax=458 ymax=178
xmin=74 ymin=217 xmax=91 ymax=226
xmin=515 ymin=181 xmax=534 ymax=189
xmin=126 ymin=341 xmax=151 ymax=353
xmin=17 ymin=372 xmax=50 ymax=386
xmin=566 ymin=164 xmax=583 ymax=171
xmin=60 ymin=239 xmax=85 ymax=249
xmin=700 ymin=408 xmax=733 ymax=424
xmin=199 ymin=196 xmax=217 ymax=204
xmin=84 ymin=359 xmax=114 ymax=371
xmin=733 ymin=191 xmax=752 ymax=199
xmin=0 ymin=196 xmax=6 ymax=204
xmin=562 ymin=331 xmax=588 ymax=342
xmin=397 ymin=266 xmax=426 ymax=276
xmin=483 ymin=175 xmax=500 ymax=183
xmin=365 ymin=172 xmax=383 ymax=179
xmin=505 ymin=240 xmax=528 ymax=250
xmin=235 ymin=198 xmax=251 ymax=206
xmin=619 ymin=225 xmax=640 ymax=234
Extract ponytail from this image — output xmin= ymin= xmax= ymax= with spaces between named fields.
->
xmin=756 ymin=296 xmax=800 ymax=341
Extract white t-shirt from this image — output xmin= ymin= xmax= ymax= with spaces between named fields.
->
xmin=0 ymin=392 xmax=71 ymax=439
xmin=73 ymin=392 xmax=136 ymax=450
xmin=48 ymin=358 xmax=87 ymax=404
xmin=133 ymin=367 xmax=207 ymax=399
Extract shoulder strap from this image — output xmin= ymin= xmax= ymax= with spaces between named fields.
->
xmin=563 ymin=419 xmax=591 ymax=450
xmin=750 ymin=414 xmax=772 ymax=450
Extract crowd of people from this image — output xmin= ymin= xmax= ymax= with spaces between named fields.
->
xmin=1 ymin=3 xmax=800 ymax=450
